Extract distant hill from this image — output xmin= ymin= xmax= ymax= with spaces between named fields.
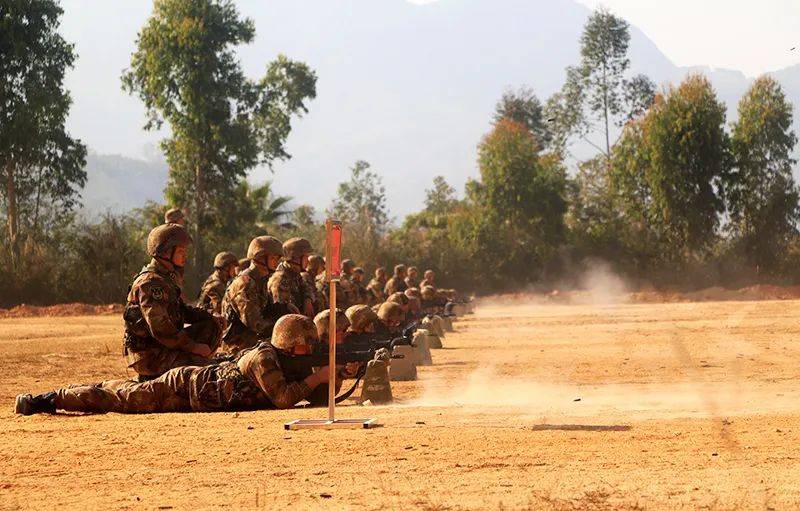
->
xmin=79 ymin=153 xmax=167 ymax=215
xmin=62 ymin=0 xmax=800 ymax=218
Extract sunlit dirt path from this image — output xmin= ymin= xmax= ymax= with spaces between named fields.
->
xmin=2 ymin=299 xmax=800 ymax=510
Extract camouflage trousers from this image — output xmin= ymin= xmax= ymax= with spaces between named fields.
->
xmin=126 ymin=316 xmax=222 ymax=378
xmin=55 ymin=362 xmax=269 ymax=414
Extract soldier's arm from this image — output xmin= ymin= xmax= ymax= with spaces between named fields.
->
xmin=244 ymin=350 xmax=317 ymax=409
xmin=234 ymin=280 xmax=274 ymax=336
xmin=181 ymin=301 xmax=214 ymax=324
xmin=137 ymin=282 xmax=191 ymax=350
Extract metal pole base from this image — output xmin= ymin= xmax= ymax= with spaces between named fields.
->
xmin=284 ymin=418 xmax=380 ymax=430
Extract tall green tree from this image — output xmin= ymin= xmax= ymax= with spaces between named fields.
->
xmin=471 ymin=119 xmax=568 ymax=287
xmin=494 ymin=87 xmax=551 ymax=147
xmin=728 ymin=76 xmax=799 ymax=272
xmin=547 ymin=8 xmax=655 ymax=160
xmin=616 ymin=75 xmax=730 ymax=261
xmin=0 ymin=0 xmax=87 ymax=270
xmin=330 ymin=160 xmax=390 ymax=264
xmin=122 ymin=0 xmax=316 ymax=273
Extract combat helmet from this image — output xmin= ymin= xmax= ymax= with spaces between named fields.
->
xmin=213 ymin=251 xmax=238 ymax=270
xmin=393 ymin=264 xmax=407 ymax=276
xmin=271 ymin=314 xmax=319 ymax=352
xmin=164 ymin=207 xmax=185 ymax=224
xmin=313 ymin=309 xmax=350 ymax=340
xmin=424 ymin=269 xmax=435 ymax=280
xmin=405 ymin=287 xmax=421 ymax=299
xmin=421 ymin=285 xmax=437 ymax=301
xmin=377 ymin=301 xmax=405 ymax=326
xmin=247 ymin=236 xmax=283 ymax=264
xmin=342 ymin=259 xmax=356 ymax=272
xmin=308 ymin=254 xmax=325 ymax=274
xmin=387 ymin=292 xmax=409 ymax=306
xmin=283 ymin=237 xmax=313 ymax=261
xmin=375 ymin=267 xmax=387 ymax=278
xmin=147 ymin=224 xmax=192 ymax=258
xmin=346 ymin=305 xmax=379 ymax=333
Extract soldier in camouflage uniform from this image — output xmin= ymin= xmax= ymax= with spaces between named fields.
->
xmin=302 ymin=254 xmax=327 ymax=314
xmin=351 ymin=267 xmax=370 ymax=305
xmin=268 ymin=238 xmax=316 ymax=318
xmin=336 ymin=259 xmax=358 ymax=309
xmin=377 ymin=301 xmax=406 ymax=335
xmin=164 ymin=207 xmax=185 ymax=225
xmin=421 ymin=269 xmax=435 ymax=289
xmin=405 ymin=266 xmax=420 ymax=289
xmin=122 ymin=224 xmax=222 ymax=381
xmin=366 ymin=267 xmax=387 ymax=306
xmin=14 ymin=315 xmax=337 ymax=415
xmin=384 ymin=264 xmax=408 ymax=296
xmin=221 ymin=236 xmax=294 ymax=352
xmin=197 ymin=252 xmax=238 ymax=314
xmin=236 ymin=258 xmax=249 ymax=276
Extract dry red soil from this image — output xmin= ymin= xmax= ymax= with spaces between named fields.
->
xmin=2 ymin=298 xmax=800 ymax=510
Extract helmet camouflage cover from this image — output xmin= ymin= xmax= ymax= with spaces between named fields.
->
xmin=342 ymin=259 xmax=356 ymax=271
xmin=164 ymin=207 xmax=184 ymax=224
xmin=307 ymin=254 xmax=325 ymax=273
xmin=247 ymin=236 xmax=283 ymax=263
xmin=271 ymin=314 xmax=318 ymax=351
xmin=283 ymin=237 xmax=313 ymax=261
xmin=313 ymin=309 xmax=350 ymax=340
xmin=213 ymin=251 xmax=238 ymax=269
xmin=346 ymin=304 xmax=379 ymax=333
xmin=387 ymin=292 xmax=409 ymax=306
xmin=394 ymin=264 xmax=407 ymax=276
xmin=146 ymin=224 xmax=192 ymax=258
xmin=377 ymin=301 xmax=405 ymax=324
xmin=421 ymin=285 xmax=437 ymax=300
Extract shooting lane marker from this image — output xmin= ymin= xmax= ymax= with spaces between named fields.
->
xmin=285 ymin=219 xmax=380 ymax=431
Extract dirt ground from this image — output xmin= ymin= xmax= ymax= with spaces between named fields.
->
xmin=2 ymin=299 xmax=800 ymax=510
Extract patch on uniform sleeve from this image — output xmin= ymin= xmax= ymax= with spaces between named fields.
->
xmin=151 ymin=287 xmax=164 ymax=300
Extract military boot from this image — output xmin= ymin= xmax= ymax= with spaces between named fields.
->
xmin=360 ymin=349 xmax=393 ymax=404
xmin=15 ymin=392 xmax=56 ymax=415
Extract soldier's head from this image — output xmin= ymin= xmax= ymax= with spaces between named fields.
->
xmin=307 ymin=254 xmax=325 ymax=276
xmin=247 ymin=236 xmax=283 ymax=273
xmin=147 ymin=224 xmax=192 ymax=269
xmin=408 ymin=266 xmax=419 ymax=279
xmin=407 ymin=296 xmax=422 ymax=314
xmin=237 ymin=258 xmax=250 ymax=275
xmin=313 ymin=309 xmax=349 ymax=344
xmin=421 ymin=285 xmax=437 ymax=302
xmin=352 ymin=267 xmax=365 ymax=284
xmin=387 ymin=292 xmax=410 ymax=314
xmin=375 ymin=267 xmax=387 ymax=281
xmin=345 ymin=305 xmax=379 ymax=334
xmin=405 ymin=287 xmax=421 ymax=300
xmin=394 ymin=264 xmax=407 ymax=279
xmin=271 ymin=314 xmax=319 ymax=355
xmin=341 ymin=259 xmax=356 ymax=276
xmin=424 ymin=269 xmax=435 ymax=282
xmin=282 ymin=237 xmax=313 ymax=270
xmin=164 ymin=207 xmax=185 ymax=226
xmin=213 ymin=251 xmax=239 ymax=278
xmin=377 ymin=302 xmax=405 ymax=332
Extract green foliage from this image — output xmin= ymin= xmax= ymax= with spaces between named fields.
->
xmin=494 ymin=87 xmax=551 ymax=148
xmin=0 ymin=0 xmax=87 ymax=270
xmin=728 ymin=76 xmax=799 ymax=272
xmin=121 ymin=0 xmax=316 ymax=273
xmin=547 ymin=8 xmax=655 ymax=158
xmin=329 ymin=160 xmax=391 ymax=265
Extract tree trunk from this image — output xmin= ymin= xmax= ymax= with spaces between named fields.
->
xmin=194 ymin=163 xmax=205 ymax=283
xmin=5 ymin=160 xmax=19 ymax=271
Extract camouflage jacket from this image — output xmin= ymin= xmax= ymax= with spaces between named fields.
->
xmin=124 ymin=258 xmax=211 ymax=352
xmin=221 ymin=266 xmax=276 ymax=351
xmin=384 ymin=276 xmax=408 ymax=296
xmin=268 ymin=262 xmax=314 ymax=313
xmin=301 ymin=271 xmax=327 ymax=314
xmin=366 ymin=278 xmax=385 ymax=305
xmin=197 ymin=269 xmax=229 ymax=314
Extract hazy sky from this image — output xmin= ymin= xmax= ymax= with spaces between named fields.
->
xmin=412 ymin=0 xmax=800 ymax=77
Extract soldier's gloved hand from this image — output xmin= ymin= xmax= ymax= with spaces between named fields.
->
xmin=373 ymin=348 xmax=391 ymax=363
xmin=186 ymin=342 xmax=212 ymax=358
xmin=342 ymin=362 xmax=362 ymax=378
xmin=305 ymin=366 xmax=332 ymax=388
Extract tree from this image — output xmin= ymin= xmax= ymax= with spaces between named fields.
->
xmin=728 ymin=76 xmax=799 ymax=272
xmin=616 ymin=75 xmax=730 ymax=261
xmin=424 ymin=176 xmax=457 ymax=217
xmin=547 ymin=8 xmax=655 ymax=160
xmin=329 ymin=160 xmax=390 ymax=263
xmin=0 ymin=0 xmax=87 ymax=270
xmin=122 ymin=0 xmax=316 ymax=275
xmin=494 ymin=88 xmax=551 ymax=147
xmin=472 ymin=119 xmax=568 ymax=287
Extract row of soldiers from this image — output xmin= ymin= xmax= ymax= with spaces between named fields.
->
xmin=15 ymin=211 xmax=463 ymax=415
